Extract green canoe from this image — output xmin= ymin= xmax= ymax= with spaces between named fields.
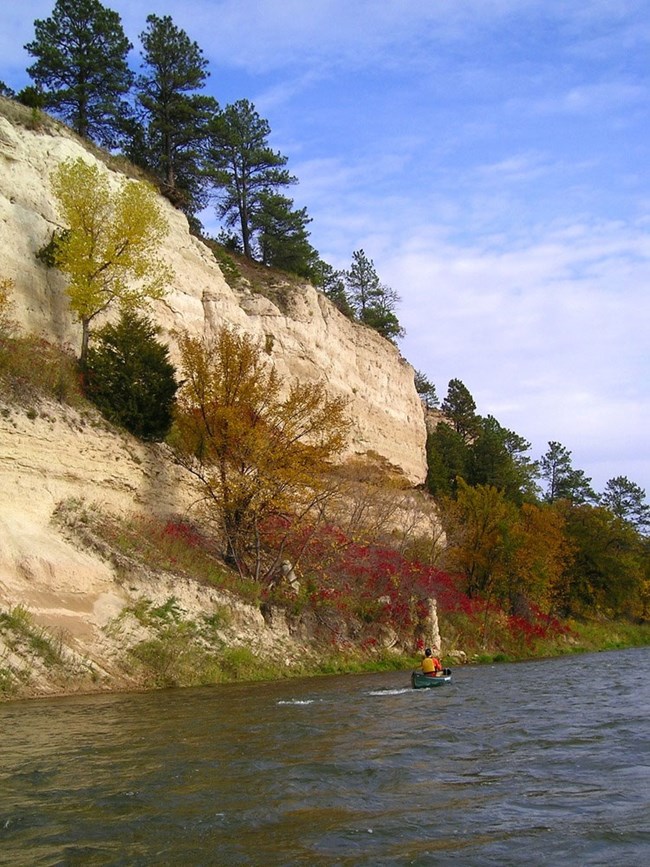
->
xmin=411 ymin=669 xmax=452 ymax=689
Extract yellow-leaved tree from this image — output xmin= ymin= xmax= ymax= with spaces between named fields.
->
xmin=49 ymin=157 xmax=172 ymax=365
xmin=170 ymin=326 xmax=351 ymax=579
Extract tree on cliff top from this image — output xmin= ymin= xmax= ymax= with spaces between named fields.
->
xmin=170 ymin=327 xmax=350 ymax=579
xmin=345 ymin=249 xmax=404 ymax=342
xmin=251 ymin=191 xmax=320 ymax=278
xmin=207 ymin=99 xmax=297 ymax=259
xmin=49 ymin=157 xmax=172 ymax=366
xmin=25 ymin=0 xmax=133 ymax=148
xmin=134 ymin=14 xmax=216 ymax=219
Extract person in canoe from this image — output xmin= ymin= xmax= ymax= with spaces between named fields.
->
xmin=421 ymin=647 xmax=442 ymax=676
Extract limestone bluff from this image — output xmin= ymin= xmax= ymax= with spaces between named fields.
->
xmin=0 ymin=107 xmax=426 ymax=483
xmin=0 ymin=104 xmax=432 ymax=697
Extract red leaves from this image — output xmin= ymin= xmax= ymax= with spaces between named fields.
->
xmin=260 ymin=518 xmax=565 ymax=649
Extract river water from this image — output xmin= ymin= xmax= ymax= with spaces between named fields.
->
xmin=1 ymin=647 xmax=648 ymax=866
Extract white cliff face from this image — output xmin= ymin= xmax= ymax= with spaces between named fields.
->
xmin=0 ymin=106 xmax=432 ymax=697
xmin=0 ymin=107 xmax=426 ymax=483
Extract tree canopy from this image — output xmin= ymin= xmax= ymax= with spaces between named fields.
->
xmin=25 ymin=0 xmax=133 ymax=147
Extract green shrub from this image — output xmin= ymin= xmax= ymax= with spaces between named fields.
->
xmin=84 ymin=311 xmax=178 ymax=440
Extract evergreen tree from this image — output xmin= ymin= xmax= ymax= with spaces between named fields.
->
xmin=414 ymin=370 xmax=439 ymax=408
xmin=345 ymin=249 xmax=404 ymax=341
xmin=440 ymin=378 xmax=481 ymax=442
xmin=312 ymin=261 xmax=354 ymax=319
xmin=207 ymin=99 xmax=296 ymax=259
xmin=346 ymin=249 xmax=380 ymax=318
xmin=539 ymin=441 xmax=596 ymax=505
xmin=251 ymin=191 xmax=320 ymax=278
xmin=135 ymin=14 xmax=217 ymax=217
xmin=361 ymin=291 xmax=405 ymax=341
xmin=600 ymin=476 xmax=650 ymax=533
xmin=85 ymin=311 xmax=178 ymax=440
xmin=25 ymin=0 xmax=133 ymax=147
xmin=426 ymin=421 xmax=469 ymax=497
xmin=468 ymin=415 xmax=538 ymax=504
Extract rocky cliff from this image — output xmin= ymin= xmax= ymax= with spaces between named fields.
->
xmin=0 ymin=103 xmax=432 ymax=698
xmin=0 ymin=103 xmax=426 ymax=481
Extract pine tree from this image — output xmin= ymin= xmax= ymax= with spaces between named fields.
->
xmin=251 ymin=192 xmax=320 ymax=278
xmin=312 ymin=261 xmax=354 ymax=319
xmin=135 ymin=14 xmax=217 ymax=218
xmin=345 ymin=250 xmax=404 ymax=341
xmin=440 ymin=378 xmax=481 ymax=441
xmin=468 ymin=415 xmax=539 ymax=503
xmin=207 ymin=99 xmax=296 ymax=259
xmin=25 ymin=0 xmax=133 ymax=147
xmin=539 ymin=441 xmax=596 ymax=505
xmin=414 ymin=370 xmax=439 ymax=408
xmin=426 ymin=422 xmax=469 ymax=497
xmin=600 ymin=476 xmax=650 ymax=532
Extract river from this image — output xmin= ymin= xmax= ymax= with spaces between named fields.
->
xmin=1 ymin=647 xmax=648 ymax=866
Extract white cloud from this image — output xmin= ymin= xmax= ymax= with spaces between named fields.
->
xmin=378 ymin=218 xmax=650 ymax=491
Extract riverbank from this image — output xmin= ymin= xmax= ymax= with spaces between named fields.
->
xmin=2 ymin=616 xmax=649 ymax=703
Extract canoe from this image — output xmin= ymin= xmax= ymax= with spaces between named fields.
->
xmin=411 ymin=669 xmax=452 ymax=689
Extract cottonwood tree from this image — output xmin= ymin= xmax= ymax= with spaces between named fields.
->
xmin=558 ymin=502 xmax=647 ymax=618
xmin=25 ymin=0 xmax=133 ymax=147
xmin=512 ymin=503 xmax=573 ymax=618
xmin=207 ymin=99 xmax=297 ymax=259
xmin=135 ymin=14 xmax=217 ymax=218
xmin=170 ymin=327 xmax=350 ymax=579
xmin=49 ymin=157 xmax=172 ymax=365
xmin=438 ymin=479 xmax=519 ymax=603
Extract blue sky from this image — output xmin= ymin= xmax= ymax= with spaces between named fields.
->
xmin=2 ymin=0 xmax=649 ymax=496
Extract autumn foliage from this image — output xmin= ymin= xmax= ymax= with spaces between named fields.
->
xmin=170 ymin=326 xmax=350 ymax=579
xmin=48 ymin=157 xmax=172 ymax=364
